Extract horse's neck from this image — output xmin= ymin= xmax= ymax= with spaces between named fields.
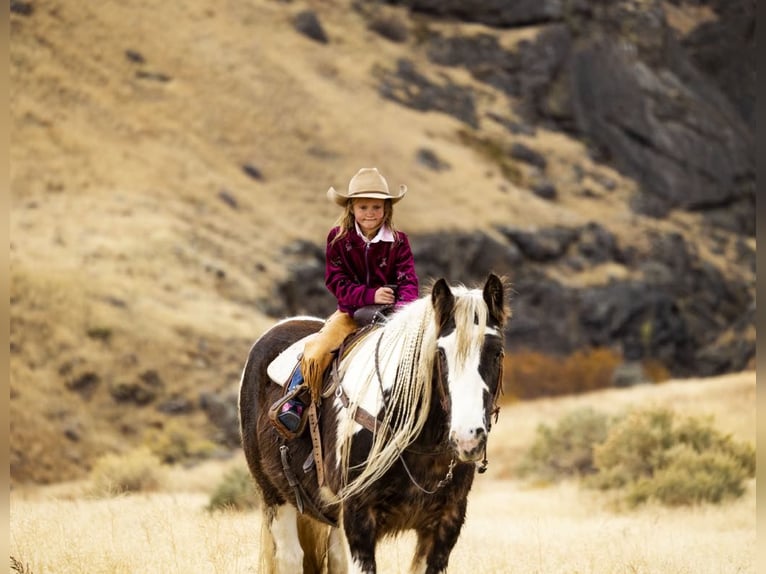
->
xmin=338 ymin=329 xmax=395 ymax=414
xmin=338 ymin=305 xmax=439 ymax=437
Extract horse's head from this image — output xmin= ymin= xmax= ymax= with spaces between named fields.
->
xmin=432 ymin=273 xmax=509 ymax=463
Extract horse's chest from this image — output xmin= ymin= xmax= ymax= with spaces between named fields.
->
xmin=364 ymin=470 xmax=470 ymax=527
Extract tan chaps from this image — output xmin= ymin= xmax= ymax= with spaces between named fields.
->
xmin=300 ymin=310 xmax=357 ymax=401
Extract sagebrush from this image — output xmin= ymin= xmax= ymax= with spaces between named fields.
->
xmin=89 ymin=447 xmax=165 ymax=496
xmin=519 ymin=405 xmax=755 ymax=506
xmin=516 ymin=407 xmax=612 ymax=482
xmin=588 ymin=407 xmax=755 ymax=506
xmin=207 ymin=466 xmax=259 ymax=512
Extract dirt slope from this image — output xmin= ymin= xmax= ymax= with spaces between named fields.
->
xmin=9 ymin=0 xmax=741 ymax=484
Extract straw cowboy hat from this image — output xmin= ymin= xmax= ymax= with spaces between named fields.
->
xmin=327 ymin=167 xmax=408 ymax=206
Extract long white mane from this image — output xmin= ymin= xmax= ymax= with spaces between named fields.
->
xmin=333 ymin=285 xmax=489 ymax=502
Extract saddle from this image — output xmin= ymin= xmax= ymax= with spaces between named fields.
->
xmin=352 ymin=304 xmax=394 ymax=327
xmin=267 ymin=305 xmax=394 ymax=439
xmin=267 ymin=310 xmax=406 ymax=522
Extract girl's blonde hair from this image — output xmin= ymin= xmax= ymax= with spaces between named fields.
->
xmin=330 ymin=198 xmax=399 ymax=245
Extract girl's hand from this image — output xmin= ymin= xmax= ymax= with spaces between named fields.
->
xmin=374 ymin=286 xmax=396 ymax=305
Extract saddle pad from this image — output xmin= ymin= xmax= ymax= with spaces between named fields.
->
xmin=267 ymin=333 xmax=316 ymax=386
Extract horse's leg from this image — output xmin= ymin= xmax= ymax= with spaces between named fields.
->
xmin=411 ymin=528 xmax=459 ymax=574
xmin=326 ymin=527 xmax=348 ymax=574
xmin=411 ymin=505 xmax=467 ymax=574
xmin=259 ymin=505 xmax=277 ymax=573
xmin=267 ymin=503 xmax=304 ymax=574
xmin=297 ymin=514 xmax=337 ymax=574
xmin=339 ymin=506 xmax=377 ymax=574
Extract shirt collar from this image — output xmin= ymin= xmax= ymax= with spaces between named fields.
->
xmin=355 ymin=222 xmax=394 ymax=243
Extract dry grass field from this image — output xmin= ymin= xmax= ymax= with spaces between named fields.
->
xmin=10 ymin=371 xmax=756 ymax=574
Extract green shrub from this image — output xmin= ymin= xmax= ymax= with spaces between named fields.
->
xmin=587 ymin=407 xmax=675 ymax=490
xmin=143 ymin=419 xmax=217 ymax=464
xmin=626 ymin=445 xmax=751 ymax=507
xmin=518 ymin=404 xmax=755 ymax=507
xmin=207 ymin=466 xmax=259 ymax=512
xmin=90 ymin=447 xmax=165 ymax=496
xmin=588 ymin=407 xmax=755 ymax=507
xmin=516 ymin=407 xmax=611 ymax=482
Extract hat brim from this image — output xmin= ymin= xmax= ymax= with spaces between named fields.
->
xmin=327 ymin=185 xmax=408 ymax=206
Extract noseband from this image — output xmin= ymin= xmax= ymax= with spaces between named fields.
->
xmin=329 ymin=328 xmax=504 ymax=486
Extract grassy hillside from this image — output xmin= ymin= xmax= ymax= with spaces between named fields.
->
xmin=10 ymin=372 xmax=756 ymax=573
xmin=9 ymin=0 xmax=747 ymax=484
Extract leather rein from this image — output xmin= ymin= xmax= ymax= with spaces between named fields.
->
xmin=327 ymin=327 xmax=505 ymax=483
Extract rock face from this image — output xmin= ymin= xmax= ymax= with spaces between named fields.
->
xmin=267 ymin=0 xmax=759 ymax=378
xmin=267 ymin=224 xmax=755 ymax=379
xmin=382 ymin=0 xmax=755 ymax=234
xmin=268 ymin=0 xmax=758 ymax=373
xmin=336 ymin=0 xmax=754 ymax=378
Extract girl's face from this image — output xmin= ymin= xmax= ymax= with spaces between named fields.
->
xmin=352 ymin=198 xmax=386 ymax=237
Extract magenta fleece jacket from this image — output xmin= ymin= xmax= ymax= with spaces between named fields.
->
xmin=324 ymin=226 xmax=419 ymax=314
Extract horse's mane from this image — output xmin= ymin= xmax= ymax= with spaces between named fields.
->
xmin=333 ymin=285 xmax=489 ymax=502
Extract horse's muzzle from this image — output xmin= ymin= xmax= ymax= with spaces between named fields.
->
xmin=449 ymin=427 xmax=487 ymax=462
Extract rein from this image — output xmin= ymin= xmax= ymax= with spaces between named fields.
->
xmin=373 ymin=330 xmax=455 ymax=493
xmin=328 ymin=324 xmax=504 ymax=492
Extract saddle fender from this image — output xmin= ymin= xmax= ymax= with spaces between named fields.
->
xmin=266 ymin=333 xmax=316 ymax=385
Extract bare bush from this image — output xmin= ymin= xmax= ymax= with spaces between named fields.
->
xmin=89 ymin=447 xmax=165 ymax=496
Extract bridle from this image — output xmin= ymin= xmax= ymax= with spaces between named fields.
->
xmin=331 ymin=327 xmax=504 ymax=490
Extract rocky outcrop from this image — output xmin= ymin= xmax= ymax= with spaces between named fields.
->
xmin=380 ymin=0 xmax=755 ymax=234
xmin=265 ymin=225 xmax=755 ymax=379
xmin=681 ymin=0 xmax=756 ymax=126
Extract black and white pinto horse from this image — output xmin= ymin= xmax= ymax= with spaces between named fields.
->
xmin=239 ymin=274 xmax=509 ymax=573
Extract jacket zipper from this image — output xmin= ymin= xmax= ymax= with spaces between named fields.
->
xmin=364 ymin=241 xmax=371 ymax=286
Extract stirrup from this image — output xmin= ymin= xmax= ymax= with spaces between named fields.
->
xmin=269 ymin=381 xmax=309 ymax=440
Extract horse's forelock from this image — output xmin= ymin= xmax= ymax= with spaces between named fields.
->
xmin=451 ymin=289 xmax=489 ymax=361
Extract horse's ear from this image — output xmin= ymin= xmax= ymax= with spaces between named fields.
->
xmin=483 ymin=273 xmax=508 ymax=325
xmin=431 ymin=278 xmax=455 ymax=330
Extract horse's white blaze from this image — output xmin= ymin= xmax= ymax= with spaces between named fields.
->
xmin=441 ymin=325 xmax=495 ymax=461
xmin=271 ymin=505 xmax=304 ymax=574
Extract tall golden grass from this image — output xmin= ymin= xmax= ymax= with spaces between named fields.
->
xmin=10 ymin=372 xmax=756 ymax=573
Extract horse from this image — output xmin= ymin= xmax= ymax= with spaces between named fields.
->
xmin=238 ymin=273 xmax=510 ymax=573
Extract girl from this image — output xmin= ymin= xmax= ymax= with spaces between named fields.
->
xmin=275 ymin=167 xmax=419 ymax=435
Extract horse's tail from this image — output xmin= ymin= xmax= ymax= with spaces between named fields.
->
xmin=259 ymin=504 xmax=277 ymax=573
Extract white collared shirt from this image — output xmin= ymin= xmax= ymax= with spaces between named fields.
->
xmin=355 ymin=222 xmax=394 ymax=244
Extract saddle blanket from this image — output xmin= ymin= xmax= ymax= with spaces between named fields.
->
xmin=267 ymin=333 xmax=315 ymax=386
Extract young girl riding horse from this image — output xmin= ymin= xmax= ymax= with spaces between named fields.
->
xmin=274 ymin=167 xmax=420 ymax=435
